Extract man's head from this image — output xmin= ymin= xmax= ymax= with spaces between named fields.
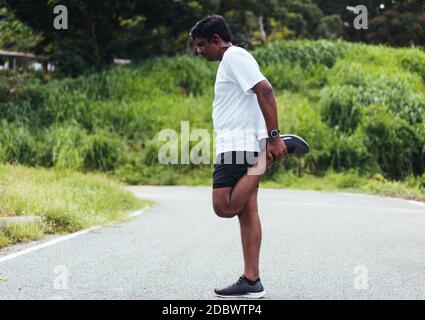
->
xmin=190 ymin=15 xmax=233 ymax=61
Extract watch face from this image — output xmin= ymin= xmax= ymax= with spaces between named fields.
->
xmin=271 ymin=129 xmax=279 ymax=137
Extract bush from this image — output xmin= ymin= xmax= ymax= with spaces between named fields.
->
xmin=397 ymin=48 xmax=425 ymax=82
xmin=34 ymin=125 xmax=121 ymax=172
xmin=254 ymin=39 xmax=349 ymax=68
xmin=81 ymin=131 xmax=121 ymax=172
xmin=320 ymin=85 xmax=362 ymax=134
xmin=0 ymin=121 xmax=36 ymax=165
xmin=362 ymin=105 xmax=423 ymax=180
xmin=44 ymin=80 xmax=93 ymax=130
xmin=0 ymin=39 xmax=423 ymax=187
xmin=321 ymin=129 xmax=371 ymax=173
xmin=74 ymin=57 xmax=216 ymax=100
xmin=45 ymin=125 xmax=86 ymax=170
xmin=276 ymin=92 xmax=330 ymax=174
xmin=0 ymin=81 xmax=51 ymax=127
xmin=327 ymin=52 xmax=425 ymax=126
xmin=263 ymin=62 xmax=305 ymax=92
xmin=90 ymin=100 xmax=155 ymax=142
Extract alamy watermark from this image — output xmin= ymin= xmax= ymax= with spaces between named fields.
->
xmin=49 ymin=264 xmax=69 ymax=300
xmin=353 ymin=265 xmax=369 ymax=290
xmin=53 ymin=5 xmax=68 ymax=30
xmin=346 ymin=3 xmax=387 ymax=30
xmin=157 ymin=121 xmax=269 ymax=175
xmin=52 ymin=3 xmax=382 ymax=31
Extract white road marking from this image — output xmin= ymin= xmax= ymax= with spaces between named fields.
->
xmin=0 ymin=209 xmax=146 ymax=265
xmin=129 ymin=210 xmax=146 ymax=218
xmin=0 ymin=227 xmax=98 ymax=264
xmin=129 ymin=192 xmax=197 ymax=200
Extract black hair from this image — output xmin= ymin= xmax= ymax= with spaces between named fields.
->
xmin=190 ymin=15 xmax=233 ymax=42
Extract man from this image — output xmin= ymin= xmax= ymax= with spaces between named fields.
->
xmin=190 ymin=15 xmax=287 ymax=299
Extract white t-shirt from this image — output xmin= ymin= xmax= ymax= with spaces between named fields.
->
xmin=213 ymin=45 xmax=268 ymax=155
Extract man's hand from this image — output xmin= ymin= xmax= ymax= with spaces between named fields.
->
xmin=267 ymin=137 xmax=287 ymax=163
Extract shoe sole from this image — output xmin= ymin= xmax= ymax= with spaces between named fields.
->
xmin=281 ymin=134 xmax=309 ymax=154
xmin=215 ymin=291 xmax=267 ymax=299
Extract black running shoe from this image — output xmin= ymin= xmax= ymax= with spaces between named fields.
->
xmin=214 ymin=276 xmax=266 ymax=299
xmin=281 ymin=134 xmax=309 ymax=154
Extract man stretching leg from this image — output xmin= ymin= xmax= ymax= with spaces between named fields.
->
xmin=190 ymin=15 xmax=287 ymax=299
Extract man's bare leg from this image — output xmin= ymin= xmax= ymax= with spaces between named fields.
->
xmin=238 ymin=188 xmax=261 ymax=281
xmin=213 ymin=151 xmax=269 ymax=218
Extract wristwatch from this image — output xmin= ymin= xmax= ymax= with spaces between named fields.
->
xmin=269 ymin=129 xmax=280 ymax=139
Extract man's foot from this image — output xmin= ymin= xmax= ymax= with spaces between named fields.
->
xmin=214 ymin=276 xmax=266 ymax=299
xmin=281 ymin=134 xmax=309 ymax=154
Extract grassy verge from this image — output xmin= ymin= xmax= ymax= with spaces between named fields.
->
xmin=0 ymin=222 xmax=45 ymax=249
xmin=2 ymin=40 xmax=424 ymax=186
xmin=262 ymin=171 xmax=425 ymax=202
xmin=165 ymin=166 xmax=425 ymax=202
xmin=0 ymin=164 xmax=152 ymax=249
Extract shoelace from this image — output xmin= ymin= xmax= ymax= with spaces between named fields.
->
xmin=231 ymin=276 xmax=245 ymax=287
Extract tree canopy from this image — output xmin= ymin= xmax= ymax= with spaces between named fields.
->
xmin=1 ymin=0 xmax=424 ymax=75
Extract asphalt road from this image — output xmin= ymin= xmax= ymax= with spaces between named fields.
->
xmin=0 ymin=186 xmax=424 ymax=300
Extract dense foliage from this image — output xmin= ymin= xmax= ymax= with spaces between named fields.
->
xmin=0 ymin=40 xmax=424 ymax=184
xmin=2 ymin=0 xmax=424 ymax=75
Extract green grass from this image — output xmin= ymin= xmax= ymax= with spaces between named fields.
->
xmin=262 ymin=171 xmax=425 ymax=202
xmin=0 ymin=222 xmax=44 ymax=249
xmin=163 ymin=167 xmax=425 ymax=202
xmin=0 ymin=39 xmax=424 ymax=201
xmin=0 ymin=164 xmax=152 ymax=249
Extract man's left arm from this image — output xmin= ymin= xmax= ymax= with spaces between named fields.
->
xmin=252 ymin=80 xmax=287 ymax=161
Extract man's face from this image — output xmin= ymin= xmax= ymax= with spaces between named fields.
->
xmin=194 ymin=37 xmax=220 ymax=62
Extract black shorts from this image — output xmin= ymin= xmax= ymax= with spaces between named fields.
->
xmin=213 ymin=151 xmax=259 ymax=189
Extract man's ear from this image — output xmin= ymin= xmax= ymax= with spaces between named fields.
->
xmin=211 ymin=34 xmax=220 ymax=44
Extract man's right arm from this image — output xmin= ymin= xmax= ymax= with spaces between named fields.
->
xmin=252 ymin=80 xmax=287 ymax=161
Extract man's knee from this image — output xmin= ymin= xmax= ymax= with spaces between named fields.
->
xmin=213 ymin=202 xmax=237 ymax=219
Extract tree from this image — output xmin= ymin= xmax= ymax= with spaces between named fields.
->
xmin=313 ymin=0 xmax=425 ymax=47
xmin=365 ymin=3 xmax=425 ymax=47
xmin=4 ymin=0 xmax=208 ymax=75
xmin=0 ymin=4 xmax=42 ymax=51
xmin=3 ymin=0 xmax=423 ymax=76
